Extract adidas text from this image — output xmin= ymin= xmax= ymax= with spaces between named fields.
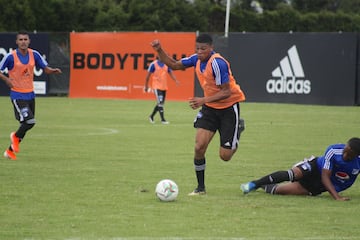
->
xmin=266 ymin=77 xmax=311 ymax=94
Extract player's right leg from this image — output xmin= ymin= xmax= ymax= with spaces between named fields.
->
xmin=188 ymin=128 xmax=215 ymax=196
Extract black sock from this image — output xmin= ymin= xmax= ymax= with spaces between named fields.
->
xmin=194 ymin=158 xmax=206 ymax=190
xmin=17 ymin=122 xmax=35 ymax=139
xmin=150 ymin=106 xmax=158 ymax=118
xmin=253 ymin=170 xmax=294 ymax=188
xmin=158 ymin=106 xmax=165 ymax=121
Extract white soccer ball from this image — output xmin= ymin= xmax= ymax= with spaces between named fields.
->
xmin=155 ymin=179 xmax=179 ymax=202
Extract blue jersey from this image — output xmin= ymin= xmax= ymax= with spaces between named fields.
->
xmin=181 ymin=52 xmax=230 ymax=85
xmin=0 ymin=48 xmax=48 ymax=100
xmin=316 ymin=143 xmax=360 ymax=192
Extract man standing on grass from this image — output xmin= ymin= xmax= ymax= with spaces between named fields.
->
xmin=151 ymin=34 xmax=246 ymax=195
xmin=0 ymin=30 xmax=62 ymax=160
xmin=144 ymin=57 xmax=180 ymax=124
xmin=241 ymin=137 xmax=360 ymax=201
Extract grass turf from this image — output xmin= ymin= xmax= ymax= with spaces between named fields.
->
xmin=0 ymin=97 xmax=359 ymax=240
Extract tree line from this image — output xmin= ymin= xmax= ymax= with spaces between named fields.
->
xmin=1 ymin=0 xmax=360 ymax=33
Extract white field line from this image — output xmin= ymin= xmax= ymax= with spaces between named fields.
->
xmin=28 ymin=127 xmax=119 ymax=137
xmin=22 ymin=237 xmax=359 ymax=240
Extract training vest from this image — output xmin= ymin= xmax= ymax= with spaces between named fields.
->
xmin=151 ymin=61 xmax=169 ymax=91
xmin=195 ymin=53 xmax=245 ymax=109
xmin=9 ymin=49 xmax=35 ymax=93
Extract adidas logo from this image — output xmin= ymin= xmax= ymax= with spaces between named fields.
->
xmin=266 ymin=45 xmax=311 ymax=94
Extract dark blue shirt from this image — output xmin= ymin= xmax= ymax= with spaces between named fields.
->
xmin=317 ymin=143 xmax=360 ymax=192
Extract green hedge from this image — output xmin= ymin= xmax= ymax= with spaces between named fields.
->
xmin=229 ymin=9 xmax=360 ymax=32
xmin=0 ymin=0 xmax=359 ymax=33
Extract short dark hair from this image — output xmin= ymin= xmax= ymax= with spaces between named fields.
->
xmin=196 ymin=33 xmax=213 ymax=45
xmin=348 ymin=137 xmax=360 ymax=156
xmin=18 ymin=30 xmax=29 ymax=35
xmin=16 ymin=30 xmax=30 ymax=39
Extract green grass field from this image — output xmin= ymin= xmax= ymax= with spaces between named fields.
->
xmin=0 ymin=96 xmax=359 ymax=240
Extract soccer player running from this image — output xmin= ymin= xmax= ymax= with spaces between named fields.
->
xmin=151 ymin=33 xmax=246 ymax=195
xmin=144 ymin=57 xmax=179 ymax=124
xmin=0 ymin=30 xmax=62 ymax=160
xmin=240 ymin=137 xmax=360 ymax=201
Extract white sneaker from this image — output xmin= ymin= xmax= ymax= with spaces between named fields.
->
xmin=188 ymin=188 xmax=206 ymax=196
xmin=161 ymin=120 xmax=169 ymax=125
xmin=149 ymin=116 xmax=155 ymax=124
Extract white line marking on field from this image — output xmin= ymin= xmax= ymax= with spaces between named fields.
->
xmin=27 ymin=127 xmax=119 ymax=137
xmin=86 ymin=128 xmax=119 ymax=136
xmin=56 ymin=237 xmax=360 ymax=240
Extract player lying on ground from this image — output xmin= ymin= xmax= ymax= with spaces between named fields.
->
xmin=240 ymin=137 xmax=360 ymax=201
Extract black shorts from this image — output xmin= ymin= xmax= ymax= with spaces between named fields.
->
xmin=12 ymin=99 xmax=35 ymax=123
xmin=154 ymin=89 xmax=166 ymax=105
xmin=194 ymin=103 xmax=245 ymax=150
xmin=295 ymin=157 xmax=326 ymax=196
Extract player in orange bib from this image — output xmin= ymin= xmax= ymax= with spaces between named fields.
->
xmin=0 ymin=31 xmax=62 ymax=160
xmin=151 ymin=33 xmax=246 ymax=195
xmin=144 ymin=58 xmax=179 ymax=124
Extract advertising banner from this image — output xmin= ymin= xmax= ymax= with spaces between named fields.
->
xmin=69 ymin=32 xmax=196 ymax=100
xmin=0 ymin=32 xmax=49 ymax=96
xmin=228 ymin=32 xmax=357 ymax=106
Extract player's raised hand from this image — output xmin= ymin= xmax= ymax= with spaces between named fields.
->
xmin=151 ymin=39 xmax=161 ymax=51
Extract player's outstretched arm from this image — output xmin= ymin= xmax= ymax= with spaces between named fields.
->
xmin=151 ymin=40 xmax=185 ymax=71
xmin=322 ymin=169 xmax=350 ymax=201
xmin=44 ymin=66 xmax=62 ymax=74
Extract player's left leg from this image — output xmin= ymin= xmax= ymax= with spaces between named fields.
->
xmin=241 ymin=159 xmax=316 ymax=194
xmin=219 ymin=103 xmax=244 ymax=161
xmin=241 ymin=169 xmax=297 ymax=194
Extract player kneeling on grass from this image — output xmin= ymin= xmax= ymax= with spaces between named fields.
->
xmin=241 ymin=137 xmax=360 ymax=201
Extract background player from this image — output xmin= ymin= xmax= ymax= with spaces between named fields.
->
xmin=144 ymin=57 xmax=179 ymax=124
xmin=0 ymin=30 xmax=62 ymax=160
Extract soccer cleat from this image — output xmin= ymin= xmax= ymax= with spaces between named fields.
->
xmin=149 ymin=116 xmax=155 ymax=124
xmin=10 ymin=132 xmax=20 ymax=153
xmin=188 ymin=187 xmax=206 ymax=196
xmin=4 ymin=149 xmax=16 ymax=160
xmin=240 ymin=182 xmax=256 ymax=194
xmin=161 ymin=120 xmax=169 ymax=125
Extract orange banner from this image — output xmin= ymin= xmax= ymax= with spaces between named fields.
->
xmin=69 ymin=32 xmax=196 ymax=100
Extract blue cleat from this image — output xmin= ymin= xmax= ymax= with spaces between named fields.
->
xmin=240 ymin=182 xmax=256 ymax=194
